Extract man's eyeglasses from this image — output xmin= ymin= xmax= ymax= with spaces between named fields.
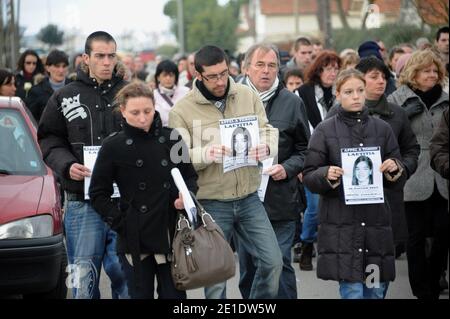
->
xmin=201 ymin=69 xmax=229 ymax=82
xmin=253 ymin=62 xmax=278 ymax=71
xmin=25 ymin=61 xmax=37 ymax=65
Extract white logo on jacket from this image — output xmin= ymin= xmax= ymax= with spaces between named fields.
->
xmin=61 ymin=94 xmax=87 ymax=122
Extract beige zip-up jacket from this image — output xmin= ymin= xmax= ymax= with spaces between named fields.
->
xmin=169 ymin=78 xmax=279 ymax=200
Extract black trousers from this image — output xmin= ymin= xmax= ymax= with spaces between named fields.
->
xmin=119 ymin=254 xmax=186 ymax=299
xmin=405 ymin=187 xmax=449 ymax=299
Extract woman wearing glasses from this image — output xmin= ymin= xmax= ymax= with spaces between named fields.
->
xmin=15 ymin=49 xmax=45 ymax=101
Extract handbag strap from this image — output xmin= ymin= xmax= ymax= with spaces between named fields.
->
xmin=158 ymin=89 xmax=174 ymax=107
xmin=188 ymin=191 xmax=217 ymax=231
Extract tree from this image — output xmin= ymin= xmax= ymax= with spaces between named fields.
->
xmin=37 ymin=24 xmax=64 ymax=48
xmin=335 ymin=0 xmax=349 ymax=29
xmin=413 ymin=0 xmax=449 ymax=26
xmin=156 ymin=44 xmax=179 ymax=58
xmin=164 ymin=0 xmax=241 ymax=53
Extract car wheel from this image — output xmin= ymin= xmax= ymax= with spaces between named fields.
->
xmin=23 ymin=244 xmax=68 ymax=299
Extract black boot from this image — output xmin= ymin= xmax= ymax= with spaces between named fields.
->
xmin=299 ymin=242 xmax=313 ymax=271
xmin=293 ymin=243 xmax=302 ymax=263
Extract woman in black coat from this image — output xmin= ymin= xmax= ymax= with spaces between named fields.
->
xmin=302 ymin=69 xmax=406 ymax=299
xmin=15 ymin=49 xmax=45 ymax=101
xmin=89 ymin=82 xmax=198 ymax=299
xmin=327 ymin=57 xmax=420 ymax=257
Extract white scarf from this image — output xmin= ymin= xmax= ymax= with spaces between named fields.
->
xmin=159 ymin=85 xmax=176 ymax=98
xmin=245 ymin=76 xmax=279 ymax=106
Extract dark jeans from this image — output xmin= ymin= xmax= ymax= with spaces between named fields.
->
xmin=238 ymin=220 xmax=298 ymax=299
xmin=119 ymin=255 xmax=186 ymax=299
xmin=405 ymin=188 xmax=449 ymax=299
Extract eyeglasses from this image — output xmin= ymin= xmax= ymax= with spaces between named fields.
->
xmin=253 ymin=62 xmax=278 ymax=71
xmin=322 ymin=66 xmax=340 ymax=73
xmin=25 ymin=61 xmax=37 ymax=65
xmin=201 ymin=69 xmax=229 ymax=82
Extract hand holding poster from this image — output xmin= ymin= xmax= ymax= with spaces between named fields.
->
xmin=341 ymin=147 xmax=384 ymax=205
xmin=84 ymin=146 xmax=120 ymax=200
xmin=219 ymin=116 xmax=260 ymax=173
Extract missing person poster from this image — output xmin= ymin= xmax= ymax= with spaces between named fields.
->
xmin=219 ymin=116 xmax=259 ymax=173
xmin=341 ymin=146 xmax=384 ymax=205
xmin=84 ymin=146 xmax=120 ymax=200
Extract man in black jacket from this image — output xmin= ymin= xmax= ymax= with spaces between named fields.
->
xmin=38 ymin=31 xmax=128 ymax=299
xmin=238 ymin=43 xmax=310 ymax=299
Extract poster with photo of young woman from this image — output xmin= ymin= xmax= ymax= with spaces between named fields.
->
xmin=341 ymin=147 xmax=384 ymax=205
xmin=219 ymin=116 xmax=259 ymax=173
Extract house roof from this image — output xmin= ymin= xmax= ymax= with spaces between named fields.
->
xmin=260 ymin=0 xmax=401 ymax=16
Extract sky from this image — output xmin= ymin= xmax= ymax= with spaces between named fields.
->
xmin=20 ymin=0 xmax=172 ymax=37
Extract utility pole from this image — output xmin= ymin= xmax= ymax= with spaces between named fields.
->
xmin=293 ymin=0 xmax=299 ymax=36
xmin=0 ymin=0 xmax=5 ymax=67
xmin=177 ymin=0 xmax=185 ymax=55
xmin=318 ymin=0 xmax=332 ymax=49
xmin=9 ymin=0 xmax=18 ymax=70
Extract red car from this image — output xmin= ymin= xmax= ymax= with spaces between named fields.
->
xmin=0 ymin=96 xmax=67 ymax=298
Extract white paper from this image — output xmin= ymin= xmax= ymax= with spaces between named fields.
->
xmin=84 ymin=146 xmax=120 ymax=200
xmin=219 ymin=116 xmax=260 ymax=173
xmin=258 ymin=158 xmax=275 ymax=202
xmin=171 ymin=168 xmax=197 ymax=224
xmin=341 ymin=147 xmax=384 ymax=205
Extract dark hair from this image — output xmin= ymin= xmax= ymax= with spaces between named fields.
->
xmin=46 ymin=49 xmax=69 ymax=66
xmin=85 ymin=31 xmax=116 ymax=56
xmin=305 ymin=50 xmax=341 ymax=85
xmin=436 ymin=26 xmax=449 ymax=42
xmin=232 ymin=127 xmax=251 ymax=157
xmin=16 ymin=49 xmax=45 ymax=74
xmin=283 ymin=67 xmax=304 ymax=83
xmin=194 ymin=45 xmax=229 ymax=73
xmin=155 ymin=60 xmax=179 ymax=85
xmin=355 ymin=56 xmax=391 ymax=81
xmin=352 ymin=156 xmax=374 ymax=185
xmin=0 ymin=69 xmax=15 ymax=86
xmin=294 ymin=37 xmax=312 ymax=51
xmin=115 ymin=81 xmax=154 ymax=108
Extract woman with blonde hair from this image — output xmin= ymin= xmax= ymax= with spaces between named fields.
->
xmin=388 ymin=49 xmax=449 ymax=299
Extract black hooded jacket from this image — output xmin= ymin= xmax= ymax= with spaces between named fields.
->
xmin=38 ymin=63 xmax=127 ymax=195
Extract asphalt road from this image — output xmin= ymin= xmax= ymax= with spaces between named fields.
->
xmin=91 ymin=250 xmax=449 ymax=299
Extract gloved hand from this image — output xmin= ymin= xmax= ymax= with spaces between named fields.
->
xmin=403 ymin=102 xmax=424 ymax=119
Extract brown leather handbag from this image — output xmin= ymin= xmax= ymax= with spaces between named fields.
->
xmin=171 ymin=195 xmax=236 ymax=291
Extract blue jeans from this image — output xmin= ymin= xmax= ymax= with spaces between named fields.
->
xmin=200 ymin=193 xmax=283 ymax=299
xmin=64 ymin=200 xmax=129 ymax=299
xmin=300 ymin=187 xmax=319 ymax=243
xmin=339 ymin=281 xmax=388 ymax=299
xmin=238 ymin=220 xmax=298 ymax=299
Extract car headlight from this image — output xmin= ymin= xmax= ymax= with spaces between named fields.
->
xmin=0 ymin=215 xmax=53 ymax=239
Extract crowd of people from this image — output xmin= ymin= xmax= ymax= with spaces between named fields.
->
xmin=0 ymin=25 xmax=448 ymax=300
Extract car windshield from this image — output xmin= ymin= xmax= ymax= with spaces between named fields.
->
xmin=0 ymin=109 xmax=46 ymax=175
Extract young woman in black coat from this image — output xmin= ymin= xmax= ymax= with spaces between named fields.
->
xmin=89 ymin=82 xmax=198 ymax=299
xmin=302 ymin=69 xmax=406 ymax=299
xmin=327 ymin=57 xmax=420 ymax=258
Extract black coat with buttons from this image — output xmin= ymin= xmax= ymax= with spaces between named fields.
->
xmin=302 ymin=106 xmax=406 ymax=283
xmin=38 ymin=62 xmax=126 ymax=195
xmin=89 ymin=113 xmax=198 ymax=255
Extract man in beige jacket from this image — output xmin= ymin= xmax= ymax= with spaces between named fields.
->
xmin=169 ymin=45 xmax=282 ymax=299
